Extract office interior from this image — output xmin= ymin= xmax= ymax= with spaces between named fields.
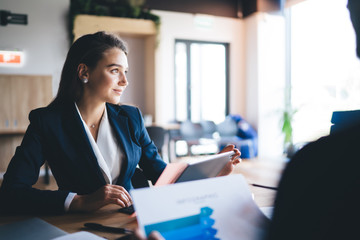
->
xmin=0 ymin=0 xmax=359 ymax=178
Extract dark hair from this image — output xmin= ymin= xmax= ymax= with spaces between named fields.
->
xmin=52 ymin=31 xmax=128 ymax=104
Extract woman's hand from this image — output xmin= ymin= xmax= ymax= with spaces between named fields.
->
xmin=132 ymin=230 xmax=164 ymax=240
xmin=217 ymin=144 xmax=241 ymax=176
xmin=69 ymin=184 xmax=132 ymax=212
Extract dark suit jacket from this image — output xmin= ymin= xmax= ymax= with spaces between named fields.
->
xmin=266 ymin=122 xmax=360 ymax=240
xmin=0 ymin=101 xmax=166 ymax=214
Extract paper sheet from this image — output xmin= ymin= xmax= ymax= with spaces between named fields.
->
xmin=131 ymin=174 xmax=268 ymax=240
xmin=52 ymin=231 xmax=105 ymax=240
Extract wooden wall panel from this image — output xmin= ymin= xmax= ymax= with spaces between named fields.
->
xmin=0 ymin=135 xmax=22 ymax=173
xmin=0 ymin=74 xmax=52 ymax=174
xmin=0 ymin=75 xmax=52 ymax=133
xmin=0 ymin=76 xmax=12 ymax=131
xmin=10 ymin=75 xmax=52 ymax=131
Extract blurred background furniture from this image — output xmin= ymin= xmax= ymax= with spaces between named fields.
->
xmin=330 ymin=110 xmax=360 ymax=134
xmin=168 ymin=120 xmax=219 ymax=157
xmin=131 ymin=126 xmax=166 ymax=189
xmin=148 ymin=115 xmax=259 ymax=161
xmin=217 ymin=115 xmax=258 ymax=159
xmin=179 ymin=120 xmax=204 ymax=156
xmin=131 ymin=167 xmax=150 ymax=189
xmin=145 ymin=122 xmax=182 ymax=163
xmin=146 ymin=126 xmax=166 ymax=157
xmin=168 ymin=116 xmax=259 ymax=159
xmin=200 ymin=120 xmax=217 ymax=139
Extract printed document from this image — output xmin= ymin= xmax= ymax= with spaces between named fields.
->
xmin=131 ymin=174 xmax=268 ymax=240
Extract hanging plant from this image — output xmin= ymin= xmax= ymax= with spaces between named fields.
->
xmin=68 ymin=0 xmax=160 ymax=43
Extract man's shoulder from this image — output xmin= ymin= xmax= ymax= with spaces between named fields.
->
xmin=284 ymin=121 xmax=360 ymax=179
xmin=301 ymin=122 xmax=360 ymax=156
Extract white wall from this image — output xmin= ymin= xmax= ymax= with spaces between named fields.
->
xmin=152 ymin=10 xmax=246 ymax=124
xmin=118 ymin=36 xmax=146 ymax=110
xmin=245 ymin=12 xmax=286 ymax=159
xmin=245 ymin=14 xmax=260 ymax=130
xmin=0 ymin=0 xmax=70 ymax=96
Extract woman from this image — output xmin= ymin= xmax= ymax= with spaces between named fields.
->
xmin=0 ymin=32 xmax=240 ymax=214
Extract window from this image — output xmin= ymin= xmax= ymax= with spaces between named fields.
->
xmin=288 ymin=0 xmax=360 ymax=144
xmin=174 ymin=40 xmax=229 ymax=124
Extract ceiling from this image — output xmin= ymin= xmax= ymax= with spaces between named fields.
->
xmin=145 ymin=0 xmax=240 ymax=18
xmin=145 ymin=0 xmax=283 ymax=19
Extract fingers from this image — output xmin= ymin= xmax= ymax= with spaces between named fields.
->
xmin=71 ymin=185 xmax=134 ymax=212
xmin=117 ymin=192 xmax=131 ymax=207
xmin=108 ymin=188 xmax=130 ymax=203
xmin=101 ymin=185 xmax=132 ymax=207
xmin=132 ymin=229 xmax=146 ymax=240
xmin=232 ymin=157 xmax=241 ymax=165
xmin=219 ymin=144 xmax=241 ymax=163
xmin=216 ymin=161 xmax=234 ymax=177
xmin=148 ymin=231 xmax=165 ymax=240
xmin=220 ymin=144 xmax=235 ymax=153
xmin=231 ymin=148 xmax=241 ymax=159
xmin=115 ymin=198 xmax=127 ymax=208
xmin=107 ymin=192 xmax=131 ymax=207
xmin=231 ymin=148 xmax=241 ymax=165
xmin=232 ymin=148 xmax=241 ymax=156
xmin=110 ymin=185 xmax=132 ymax=203
xmin=109 ymin=185 xmax=132 ymax=207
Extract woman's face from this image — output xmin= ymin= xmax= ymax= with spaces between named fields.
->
xmin=85 ymin=47 xmax=129 ymax=105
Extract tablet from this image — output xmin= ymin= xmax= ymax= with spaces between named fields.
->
xmin=176 ymin=151 xmax=233 ymax=183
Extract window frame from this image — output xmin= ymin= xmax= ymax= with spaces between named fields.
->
xmin=174 ymin=39 xmax=230 ymax=122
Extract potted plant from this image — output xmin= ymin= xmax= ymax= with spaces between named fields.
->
xmin=69 ymin=0 xmax=160 ymax=42
xmin=281 ymin=106 xmax=297 ymax=158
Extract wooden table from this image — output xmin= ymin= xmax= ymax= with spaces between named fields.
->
xmin=0 ymin=205 xmax=137 ymax=239
xmin=0 ymin=159 xmax=286 ymax=239
xmin=235 ymin=158 xmax=285 ymax=207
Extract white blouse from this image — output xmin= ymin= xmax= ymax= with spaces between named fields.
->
xmin=75 ymin=103 xmax=123 ymax=184
xmin=64 ymin=104 xmax=124 ymax=211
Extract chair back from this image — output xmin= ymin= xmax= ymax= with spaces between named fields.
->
xmin=146 ymin=126 xmax=166 ymax=154
xmin=180 ymin=120 xmax=204 ymax=140
xmin=217 ymin=117 xmax=238 ymax=137
xmin=200 ymin=120 xmax=217 ymax=138
xmin=131 ymin=168 xmax=150 ymax=189
xmin=330 ymin=110 xmax=360 ymax=134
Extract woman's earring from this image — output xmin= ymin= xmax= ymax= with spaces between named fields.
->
xmin=82 ymin=78 xmax=88 ymax=83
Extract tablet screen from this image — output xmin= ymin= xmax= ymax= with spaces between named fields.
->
xmin=176 ymin=151 xmax=233 ymax=183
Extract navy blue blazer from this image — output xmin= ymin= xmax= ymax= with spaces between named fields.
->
xmin=0 ymin=101 xmax=166 ymax=214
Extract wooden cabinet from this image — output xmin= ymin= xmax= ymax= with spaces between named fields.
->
xmin=0 ymin=75 xmax=52 ymax=173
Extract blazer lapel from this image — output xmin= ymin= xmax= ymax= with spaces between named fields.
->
xmin=107 ymin=104 xmax=137 ymax=185
xmin=61 ymin=102 xmax=106 ymax=186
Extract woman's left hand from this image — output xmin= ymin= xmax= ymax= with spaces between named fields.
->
xmin=217 ymin=144 xmax=241 ymax=176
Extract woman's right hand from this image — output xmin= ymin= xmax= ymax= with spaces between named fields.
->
xmin=69 ymin=184 xmax=132 ymax=212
